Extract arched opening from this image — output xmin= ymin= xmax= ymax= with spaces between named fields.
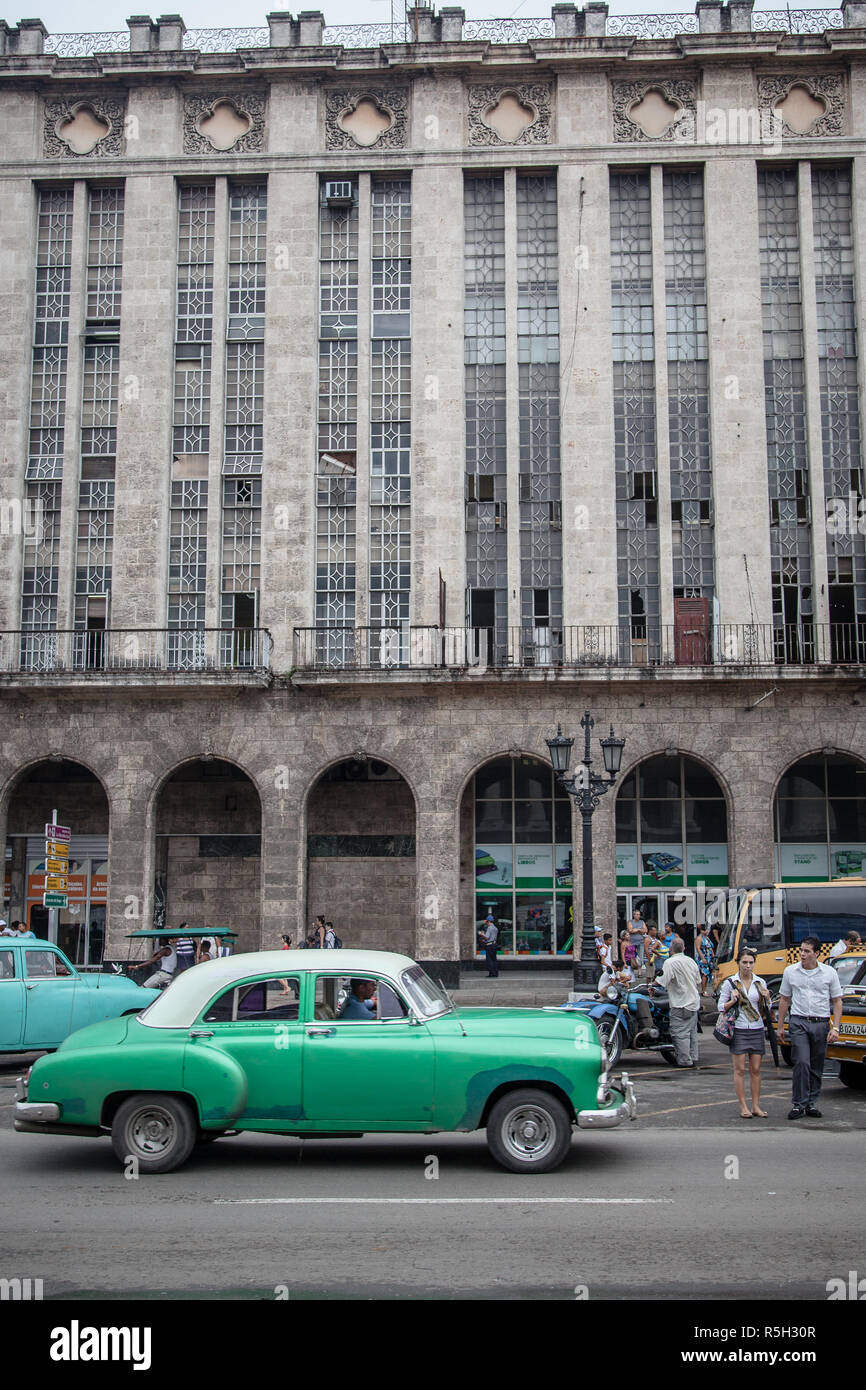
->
xmin=305 ymin=758 xmax=416 ymax=953
xmin=774 ymin=753 xmax=866 ymax=881
xmin=154 ymin=759 xmax=262 ymax=949
xmin=615 ymin=753 xmax=728 ymax=944
xmin=461 ymin=753 xmax=574 ymax=960
xmin=5 ymin=759 xmax=109 ymax=964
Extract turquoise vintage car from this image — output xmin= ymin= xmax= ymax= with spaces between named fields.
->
xmin=0 ymin=939 xmax=160 ymax=1052
xmin=15 ymin=949 xmax=636 ymax=1174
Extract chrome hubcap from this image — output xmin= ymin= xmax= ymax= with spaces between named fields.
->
xmin=502 ymin=1105 xmax=555 ymax=1162
xmin=130 ymin=1107 xmax=175 ymax=1156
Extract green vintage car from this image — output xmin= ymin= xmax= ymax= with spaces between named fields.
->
xmin=14 ymin=948 xmax=636 ymax=1174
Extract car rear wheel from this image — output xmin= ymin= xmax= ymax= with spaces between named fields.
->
xmin=111 ymin=1093 xmax=196 ymax=1174
xmin=839 ymin=1061 xmax=866 ymax=1090
xmin=594 ymin=1019 xmax=623 ymax=1068
xmin=486 ymin=1088 xmax=572 ymax=1174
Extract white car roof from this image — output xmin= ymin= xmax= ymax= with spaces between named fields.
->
xmin=138 ymin=948 xmax=421 ymax=1029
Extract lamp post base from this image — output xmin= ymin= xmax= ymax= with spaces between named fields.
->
xmin=573 ymin=955 xmax=602 ymax=992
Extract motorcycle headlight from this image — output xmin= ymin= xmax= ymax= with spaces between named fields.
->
xmin=605 ymin=986 xmax=618 ymax=1001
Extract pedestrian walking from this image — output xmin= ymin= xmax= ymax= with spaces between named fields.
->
xmin=776 ymin=937 xmax=843 ymax=1120
xmin=480 ymin=913 xmax=499 ymax=977
xmin=718 ymin=949 xmax=772 ymax=1118
xmin=658 ymin=938 xmax=701 ymax=1067
xmin=694 ymin=924 xmax=714 ymax=995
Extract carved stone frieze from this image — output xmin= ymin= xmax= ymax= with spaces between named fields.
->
xmin=612 ymin=79 xmax=697 ymax=143
xmin=43 ymin=94 xmax=126 ymax=158
xmin=183 ymin=91 xmax=267 ymax=154
xmin=325 ymin=88 xmax=409 ymax=150
xmin=758 ymin=75 xmax=845 ymax=139
xmin=468 ymin=83 xmax=552 ymax=146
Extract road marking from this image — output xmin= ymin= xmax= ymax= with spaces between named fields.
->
xmin=639 ymin=1090 xmax=792 ymax=1118
xmin=214 ymin=1196 xmax=675 ymax=1206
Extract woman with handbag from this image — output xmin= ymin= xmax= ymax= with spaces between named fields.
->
xmin=717 ymin=949 xmax=772 ymax=1118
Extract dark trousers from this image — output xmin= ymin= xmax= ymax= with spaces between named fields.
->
xmin=789 ymin=1017 xmax=830 ymax=1109
xmin=486 ymin=945 xmax=499 ymax=978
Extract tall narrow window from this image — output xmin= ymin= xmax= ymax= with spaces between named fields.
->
xmin=758 ymin=168 xmax=812 ymax=663
xmin=222 ymin=182 xmax=266 ymax=666
xmin=664 ymin=170 xmax=713 ymax=611
xmin=611 ymin=171 xmax=659 ymax=662
xmin=21 ymin=187 xmax=73 ymax=669
xmin=370 ymin=176 xmax=411 ymax=665
xmin=517 ymin=172 xmax=562 ymax=666
xmin=813 ymin=166 xmax=866 ymax=663
xmin=316 ymin=178 xmax=358 ymax=666
xmin=75 ymin=185 xmax=123 ymax=670
xmin=464 ymin=175 xmax=507 ymax=664
xmin=169 ymin=185 xmax=214 ymax=655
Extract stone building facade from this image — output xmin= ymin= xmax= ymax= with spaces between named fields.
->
xmin=1 ymin=4 xmax=866 ymax=980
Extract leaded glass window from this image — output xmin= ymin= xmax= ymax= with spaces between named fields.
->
xmin=758 ymin=168 xmax=813 ymax=662
xmin=611 ymin=171 xmax=659 ymax=658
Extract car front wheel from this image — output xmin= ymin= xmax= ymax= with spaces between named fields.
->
xmin=111 ymin=1093 xmax=196 ymax=1174
xmin=486 ymin=1088 xmax=572 ymax=1174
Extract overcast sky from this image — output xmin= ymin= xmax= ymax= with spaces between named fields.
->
xmin=27 ymin=0 xmax=799 ymax=37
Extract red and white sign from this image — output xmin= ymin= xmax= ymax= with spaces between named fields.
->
xmin=45 ymin=823 xmax=71 ymax=842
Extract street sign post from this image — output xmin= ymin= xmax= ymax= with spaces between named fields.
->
xmin=44 ymin=811 xmax=71 ymax=941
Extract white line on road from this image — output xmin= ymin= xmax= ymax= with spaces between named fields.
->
xmin=213 ymin=1196 xmax=676 ymax=1206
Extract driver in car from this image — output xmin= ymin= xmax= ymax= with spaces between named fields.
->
xmin=339 ymin=978 xmax=377 ymax=1020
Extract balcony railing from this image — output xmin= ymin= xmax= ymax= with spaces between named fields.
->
xmin=2 ymin=628 xmax=272 ymax=675
xmin=294 ymin=623 xmax=866 ymax=671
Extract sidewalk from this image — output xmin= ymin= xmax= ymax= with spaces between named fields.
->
xmin=456 ymin=967 xmax=720 ymax=1017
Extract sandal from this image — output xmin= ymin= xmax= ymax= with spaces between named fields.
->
xmin=751 ymin=1108 xmax=768 ymax=1118
xmin=739 ymin=1111 xmax=752 ymax=1119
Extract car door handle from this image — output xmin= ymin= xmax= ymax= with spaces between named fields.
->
xmin=189 ymin=1030 xmax=214 ymax=1039
xmin=25 ymin=983 xmax=38 ymax=990
xmin=306 ymin=1027 xmax=336 ymax=1038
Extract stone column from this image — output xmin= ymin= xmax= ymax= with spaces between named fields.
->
xmin=557 ymin=159 xmax=618 ymax=630
xmin=105 ymin=782 xmax=154 ymax=957
xmin=414 ymin=791 xmax=461 ymax=985
xmin=703 ymin=158 xmax=773 ymax=633
xmin=0 ymin=177 xmax=34 ymax=629
xmin=410 ymin=154 xmax=465 ymax=627
xmin=298 ymin=11 xmax=324 ymax=45
xmin=111 ymin=173 xmax=177 ymax=629
xmin=259 ymin=124 xmax=319 ymax=666
xmin=261 ymin=771 xmax=304 ymax=947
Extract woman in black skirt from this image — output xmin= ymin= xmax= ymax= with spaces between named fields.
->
xmin=718 ymin=949 xmax=772 ymax=1118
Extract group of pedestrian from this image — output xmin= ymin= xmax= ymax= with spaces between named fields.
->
xmin=0 ymin=919 xmax=36 ymax=938
xmin=297 ymin=915 xmax=342 ymax=949
xmin=131 ymin=923 xmax=217 ymax=988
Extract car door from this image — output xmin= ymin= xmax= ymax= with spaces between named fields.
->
xmin=21 ymin=947 xmax=78 ymax=1048
xmin=302 ymin=972 xmax=435 ymax=1128
xmin=0 ymin=947 xmax=25 ymax=1049
xmin=185 ymin=972 xmax=305 ymax=1130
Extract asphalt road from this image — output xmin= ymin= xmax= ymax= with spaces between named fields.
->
xmin=1 ymin=1037 xmax=862 ymax=1301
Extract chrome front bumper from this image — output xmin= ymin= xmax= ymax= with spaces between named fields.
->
xmin=576 ymin=1071 xmax=637 ymax=1130
xmin=14 ymin=1074 xmax=60 ymax=1123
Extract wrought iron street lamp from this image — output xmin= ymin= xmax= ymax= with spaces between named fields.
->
xmin=546 ymin=712 xmax=626 ymax=990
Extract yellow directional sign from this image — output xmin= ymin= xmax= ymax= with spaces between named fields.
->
xmin=45 ymin=841 xmax=68 ymax=859
xmin=45 ymin=875 xmax=68 ymax=892
xmin=46 ymin=858 xmax=67 ymax=874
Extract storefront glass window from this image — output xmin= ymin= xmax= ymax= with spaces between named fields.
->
xmin=775 ymin=754 xmax=866 ymax=881
xmin=474 ymin=755 xmax=573 ymax=957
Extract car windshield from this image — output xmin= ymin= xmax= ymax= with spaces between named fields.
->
xmin=835 ymin=955 xmax=866 ymax=988
xmin=400 ymin=964 xmax=452 ymax=1019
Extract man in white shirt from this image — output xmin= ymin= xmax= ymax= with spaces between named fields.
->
xmin=658 ymin=938 xmax=702 ymax=1068
xmin=828 ymin=930 xmax=861 ymax=959
xmin=777 ymin=937 xmax=842 ymax=1119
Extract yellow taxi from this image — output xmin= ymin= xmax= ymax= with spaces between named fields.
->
xmin=826 ymin=950 xmax=866 ymax=1090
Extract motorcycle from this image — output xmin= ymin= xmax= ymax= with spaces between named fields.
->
xmin=573 ymin=981 xmax=679 ymax=1067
